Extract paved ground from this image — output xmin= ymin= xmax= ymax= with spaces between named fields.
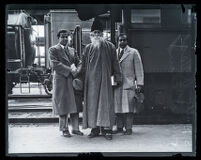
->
xmin=7 ymin=124 xmax=193 ymax=155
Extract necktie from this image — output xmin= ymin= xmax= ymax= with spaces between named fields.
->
xmin=64 ymin=47 xmax=73 ymax=64
xmin=119 ymin=49 xmax=124 ymax=60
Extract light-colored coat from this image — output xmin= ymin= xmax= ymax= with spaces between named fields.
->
xmin=49 ymin=44 xmax=78 ymax=115
xmin=114 ymin=45 xmax=144 ymax=113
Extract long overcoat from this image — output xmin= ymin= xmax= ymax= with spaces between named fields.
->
xmin=49 ymin=44 xmax=80 ymax=115
xmin=114 ymin=45 xmax=144 ymax=113
xmin=81 ymin=41 xmax=122 ymax=129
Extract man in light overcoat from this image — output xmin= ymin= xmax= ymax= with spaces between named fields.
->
xmin=113 ymin=33 xmax=144 ymax=135
xmin=49 ymin=29 xmax=83 ymax=137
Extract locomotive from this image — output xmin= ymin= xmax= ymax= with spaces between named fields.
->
xmin=6 ymin=11 xmax=44 ymax=94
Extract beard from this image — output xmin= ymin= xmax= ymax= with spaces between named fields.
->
xmin=90 ymin=35 xmax=104 ymax=48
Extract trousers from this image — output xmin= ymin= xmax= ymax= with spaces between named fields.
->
xmin=59 ymin=113 xmax=79 ymax=131
xmin=116 ymin=113 xmax=134 ymax=130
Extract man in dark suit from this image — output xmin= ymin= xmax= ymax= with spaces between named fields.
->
xmin=49 ymin=29 xmax=83 ymax=137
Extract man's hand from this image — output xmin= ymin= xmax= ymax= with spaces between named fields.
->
xmin=135 ymin=85 xmax=144 ymax=93
xmin=70 ymin=63 xmax=77 ymax=76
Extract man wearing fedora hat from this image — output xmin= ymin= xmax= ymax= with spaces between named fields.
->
xmin=113 ymin=33 xmax=144 ymax=135
xmin=81 ymin=18 xmax=122 ymax=140
xmin=49 ymin=29 xmax=83 ymax=137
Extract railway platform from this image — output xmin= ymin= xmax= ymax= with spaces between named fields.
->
xmin=7 ymin=123 xmax=193 ymax=155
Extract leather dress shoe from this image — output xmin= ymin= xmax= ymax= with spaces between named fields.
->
xmin=88 ymin=132 xmax=99 ymax=138
xmin=124 ymin=129 xmax=132 ymax=135
xmin=112 ymin=128 xmax=124 ymax=134
xmin=72 ymin=130 xmax=84 ymax=136
xmin=62 ymin=130 xmax=72 ymax=137
xmin=104 ymin=133 xmax=112 ymax=140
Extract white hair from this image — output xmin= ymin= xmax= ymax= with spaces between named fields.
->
xmin=90 ymin=32 xmax=104 ymax=48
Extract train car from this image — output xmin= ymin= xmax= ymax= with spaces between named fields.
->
xmin=119 ymin=4 xmax=196 ymax=118
xmin=6 ymin=11 xmax=52 ymax=95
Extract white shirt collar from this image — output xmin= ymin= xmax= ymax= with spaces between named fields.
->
xmin=119 ymin=45 xmax=127 ymax=52
xmin=59 ymin=43 xmax=65 ymax=49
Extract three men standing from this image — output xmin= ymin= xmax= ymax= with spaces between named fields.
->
xmin=113 ymin=34 xmax=144 ymax=135
xmin=49 ymin=20 xmax=144 ymax=140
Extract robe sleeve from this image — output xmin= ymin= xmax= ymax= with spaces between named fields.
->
xmin=80 ymin=45 xmax=88 ymax=82
xmin=133 ymin=50 xmax=144 ymax=86
xmin=49 ymin=47 xmax=71 ymax=78
xmin=111 ymin=45 xmax=122 ymax=84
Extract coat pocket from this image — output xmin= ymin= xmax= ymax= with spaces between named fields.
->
xmin=123 ymin=76 xmax=135 ymax=90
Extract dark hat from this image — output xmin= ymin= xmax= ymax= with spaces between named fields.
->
xmin=72 ymin=78 xmax=83 ymax=91
xmin=91 ymin=18 xmax=103 ymax=32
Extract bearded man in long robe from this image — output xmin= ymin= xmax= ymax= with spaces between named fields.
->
xmin=81 ymin=19 xmax=122 ymax=140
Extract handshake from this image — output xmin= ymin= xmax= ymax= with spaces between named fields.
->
xmin=70 ymin=63 xmax=77 ymax=76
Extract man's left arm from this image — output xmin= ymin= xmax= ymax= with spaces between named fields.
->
xmin=111 ymin=45 xmax=122 ymax=85
xmin=133 ymin=50 xmax=144 ymax=92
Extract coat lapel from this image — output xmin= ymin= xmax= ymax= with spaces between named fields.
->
xmin=57 ymin=44 xmax=71 ymax=64
xmin=119 ymin=46 xmax=130 ymax=63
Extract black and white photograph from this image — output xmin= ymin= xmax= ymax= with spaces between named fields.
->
xmin=5 ymin=3 xmax=197 ymax=156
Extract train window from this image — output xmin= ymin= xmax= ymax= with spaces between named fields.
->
xmin=34 ymin=57 xmax=45 ymax=66
xmin=38 ymin=47 xmax=45 ymax=57
xmin=34 ymin=58 xmax=39 ymax=64
xmin=131 ymin=9 xmax=161 ymax=24
xmin=34 ymin=46 xmax=45 ymax=66
xmin=40 ymin=58 xmax=45 ymax=66
xmin=32 ymin=25 xmax=44 ymax=37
